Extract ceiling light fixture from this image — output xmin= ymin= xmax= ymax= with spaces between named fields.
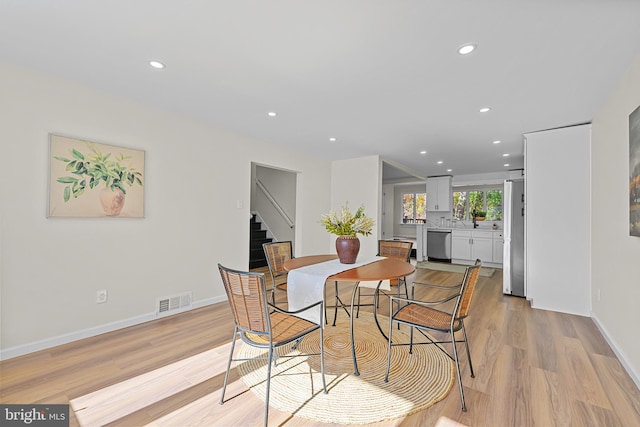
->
xmin=329 ymin=137 xmax=337 ymax=142
xmin=437 ymin=160 xmax=443 ymax=164
xmin=493 ymin=140 xmax=501 ymax=144
xmin=502 ymin=153 xmax=510 ymax=157
xmin=479 ymin=107 xmax=491 ymax=113
xmin=447 ymin=169 xmax=452 ymax=172
xmin=149 ymin=60 xmax=165 ymax=69
xmin=267 ymin=111 xmax=277 ymax=117
xmin=504 ymin=163 xmax=510 ymax=167
xmin=458 ymin=44 xmax=476 ymax=55
xmin=420 ymin=150 xmax=427 ymax=154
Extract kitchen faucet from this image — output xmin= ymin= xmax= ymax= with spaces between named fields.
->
xmin=472 ymin=210 xmax=479 ymax=228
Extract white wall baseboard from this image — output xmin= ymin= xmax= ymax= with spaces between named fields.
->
xmin=591 ymin=312 xmax=640 ymax=390
xmin=0 ymin=296 xmax=226 ymax=361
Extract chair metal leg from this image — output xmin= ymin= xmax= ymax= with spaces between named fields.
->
xmin=349 ymin=282 xmax=361 ymax=376
xmin=320 ymin=304 xmax=328 ymax=394
xmin=356 ymin=288 xmax=361 ymax=318
xmin=396 ymin=284 xmax=402 ymax=330
xmin=264 ymin=346 xmax=273 ymax=427
xmin=461 ymin=321 xmax=475 ymax=378
xmin=451 ymin=332 xmax=467 ymax=412
xmin=409 ymin=326 xmax=414 ymax=354
xmin=220 ymin=326 xmax=238 ymax=405
xmin=323 ymin=285 xmax=328 ymax=325
xmin=269 ymin=273 xmax=276 ymax=306
xmin=384 ymin=305 xmax=394 ymax=382
xmin=332 ymin=281 xmax=352 ymax=326
xmin=292 ymin=337 xmax=304 ymax=350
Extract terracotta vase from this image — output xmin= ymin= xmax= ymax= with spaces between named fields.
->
xmin=100 ymin=187 xmax=126 ymax=216
xmin=335 ymin=235 xmax=360 ymax=264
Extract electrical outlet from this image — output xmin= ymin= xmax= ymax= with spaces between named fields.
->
xmin=97 ymin=290 xmax=108 ymax=304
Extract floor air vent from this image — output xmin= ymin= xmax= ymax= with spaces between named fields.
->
xmin=157 ymin=292 xmax=192 ymax=316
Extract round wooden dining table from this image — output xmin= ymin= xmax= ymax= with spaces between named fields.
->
xmin=284 ymin=255 xmax=415 ymax=375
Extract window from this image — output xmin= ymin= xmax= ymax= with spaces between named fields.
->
xmin=402 ymin=192 xmax=426 ymax=223
xmin=486 ymin=190 xmax=503 ymax=221
xmin=452 ymin=187 xmax=503 ymax=221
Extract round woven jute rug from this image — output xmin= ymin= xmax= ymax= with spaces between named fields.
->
xmin=236 ymin=312 xmax=455 ymax=424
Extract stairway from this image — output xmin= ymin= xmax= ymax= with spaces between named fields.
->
xmin=249 ymin=214 xmax=272 ymax=269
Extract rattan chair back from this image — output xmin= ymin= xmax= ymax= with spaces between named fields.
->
xmin=263 ymin=241 xmax=292 ymax=277
xmin=378 ymin=240 xmax=413 ymax=261
xmin=455 ymin=260 xmax=482 ymax=321
xmin=218 ymin=264 xmax=270 ymax=334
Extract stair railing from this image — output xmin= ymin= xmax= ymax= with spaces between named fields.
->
xmin=256 ymin=179 xmax=294 ymax=229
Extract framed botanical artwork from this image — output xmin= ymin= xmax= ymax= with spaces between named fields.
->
xmin=630 ymin=104 xmax=640 ymax=236
xmin=48 ymin=134 xmax=145 ymax=218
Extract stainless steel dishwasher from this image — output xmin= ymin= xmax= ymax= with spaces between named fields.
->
xmin=427 ymin=229 xmax=452 ymax=262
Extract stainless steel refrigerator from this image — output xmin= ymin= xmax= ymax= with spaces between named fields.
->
xmin=503 ymin=179 xmax=525 ymax=297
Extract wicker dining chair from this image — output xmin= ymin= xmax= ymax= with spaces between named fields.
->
xmin=355 ymin=240 xmax=413 ymax=317
xmin=218 ymin=263 xmax=327 ymax=427
xmin=384 ymin=259 xmax=482 ymax=412
xmin=262 ymin=241 xmax=293 ymax=305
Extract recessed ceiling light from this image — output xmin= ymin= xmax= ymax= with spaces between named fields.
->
xmin=493 ymin=140 xmax=501 ymax=144
xmin=479 ymin=107 xmax=491 ymax=113
xmin=267 ymin=111 xmax=277 ymax=117
xmin=437 ymin=160 xmax=444 ymax=164
xmin=447 ymin=169 xmax=452 ymax=172
xmin=329 ymin=137 xmax=337 ymax=142
xmin=149 ymin=60 xmax=165 ymax=69
xmin=504 ymin=163 xmax=510 ymax=167
xmin=458 ymin=44 xmax=476 ymax=55
xmin=502 ymin=153 xmax=510 ymax=157
xmin=420 ymin=150 xmax=427 ymax=154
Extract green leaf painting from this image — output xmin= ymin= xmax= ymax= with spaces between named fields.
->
xmin=54 ymin=142 xmax=143 ymax=202
xmin=49 ymin=134 xmax=145 ymax=218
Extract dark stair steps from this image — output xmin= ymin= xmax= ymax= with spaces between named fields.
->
xmin=249 ymin=214 xmax=272 ymax=268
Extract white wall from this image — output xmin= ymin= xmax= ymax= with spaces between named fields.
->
xmin=525 ymin=124 xmax=591 ymax=316
xmin=0 ymin=62 xmax=331 ymax=358
xmin=591 ymin=55 xmax=640 ymax=383
xmin=381 ymin=184 xmax=395 ymax=240
xmin=330 ymin=156 xmax=381 ymax=260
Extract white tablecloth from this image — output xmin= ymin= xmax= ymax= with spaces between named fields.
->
xmin=287 ymin=256 xmax=390 ymax=324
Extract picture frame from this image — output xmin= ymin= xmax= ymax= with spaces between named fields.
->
xmin=48 ymin=134 xmax=145 ymax=218
xmin=630 ymin=104 xmax=640 ymax=236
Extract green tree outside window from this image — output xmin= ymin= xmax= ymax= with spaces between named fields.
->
xmin=469 ymin=191 xmax=484 ymax=215
xmin=402 ymin=192 xmax=426 ymax=223
xmin=486 ymin=190 xmax=503 ymax=220
xmin=453 ymin=191 xmax=467 ymax=220
xmin=451 ymin=188 xmax=502 ymax=221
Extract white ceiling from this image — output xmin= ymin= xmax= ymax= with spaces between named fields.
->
xmin=2 ymin=1 xmax=640 ymax=178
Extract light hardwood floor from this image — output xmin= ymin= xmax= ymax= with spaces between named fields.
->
xmin=2 ymin=266 xmax=640 ymax=426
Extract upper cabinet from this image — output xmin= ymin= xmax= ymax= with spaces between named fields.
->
xmin=426 ymin=176 xmax=452 ymax=212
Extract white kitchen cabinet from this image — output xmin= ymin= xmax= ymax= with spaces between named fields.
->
xmin=452 ymin=229 xmax=495 ymax=264
xmin=426 ymin=176 xmax=452 ymax=212
xmin=451 ymin=230 xmax=472 ymax=259
xmin=471 ymin=231 xmax=493 ymax=263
